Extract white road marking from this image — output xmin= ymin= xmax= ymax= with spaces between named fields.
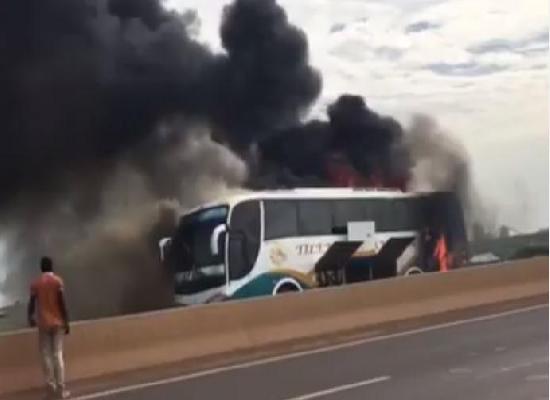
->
xmin=283 ymin=376 xmax=390 ymax=400
xmin=449 ymin=367 xmax=472 ymax=374
xmin=499 ymin=358 xmax=548 ymax=373
xmin=477 ymin=357 xmax=548 ymax=379
xmin=525 ymin=374 xmax=548 ymax=382
xmin=71 ymin=303 xmax=547 ymax=400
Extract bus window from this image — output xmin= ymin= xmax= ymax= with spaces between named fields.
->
xmin=173 ymin=206 xmax=228 ymax=272
xmin=264 ymin=200 xmax=299 ymax=240
xmin=365 ymin=199 xmax=389 ymax=231
xmin=298 ymin=200 xmax=333 ymax=236
xmin=332 ymin=200 xmax=366 ymax=232
xmin=389 ymin=198 xmax=421 ymax=231
xmin=228 ymin=201 xmax=261 ymax=280
xmin=363 ymin=198 xmax=419 ymax=232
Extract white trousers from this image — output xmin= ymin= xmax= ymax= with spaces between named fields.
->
xmin=38 ymin=329 xmax=65 ymax=391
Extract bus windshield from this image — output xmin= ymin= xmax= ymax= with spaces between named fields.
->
xmin=172 ymin=206 xmax=228 ymax=279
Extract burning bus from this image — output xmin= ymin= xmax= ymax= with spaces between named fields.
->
xmin=159 ymin=188 xmax=467 ymax=305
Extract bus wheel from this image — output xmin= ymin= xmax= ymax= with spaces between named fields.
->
xmin=403 ymin=266 xmax=423 ymax=276
xmin=273 ymin=278 xmax=302 ymax=295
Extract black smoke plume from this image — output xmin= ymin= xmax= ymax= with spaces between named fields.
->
xmin=0 ymin=0 xmax=320 ymax=314
xmin=253 ymin=95 xmax=411 ymax=189
xmin=0 ymin=0 xmax=320 ymax=204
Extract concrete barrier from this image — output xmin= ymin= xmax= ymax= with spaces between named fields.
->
xmin=0 ymin=257 xmax=547 ymax=395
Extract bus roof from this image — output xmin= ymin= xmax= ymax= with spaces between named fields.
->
xmin=182 ymin=187 xmax=434 ymax=217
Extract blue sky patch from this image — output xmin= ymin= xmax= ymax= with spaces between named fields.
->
xmin=425 ymin=62 xmax=508 ymax=77
xmin=405 ymin=20 xmax=441 ymax=33
xmin=468 ymin=31 xmax=549 ymax=55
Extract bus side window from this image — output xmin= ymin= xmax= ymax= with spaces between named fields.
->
xmin=390 ymin=198 xmax=421 ymax=231
xmin=264 ymin=201 xmax=298 ymax=240
xmin=298 ymin=200 xmax=332 ymax=236
xmin=365 ymin=199 xmax=387 ymax=231
xmin=228 ymin=201 xmax=261 ymax=281
xmin=332 ymin=200 xmax=365 ymax=232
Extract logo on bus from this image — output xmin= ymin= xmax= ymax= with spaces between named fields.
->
xmin=270 ymin=246 xmax=288 ymax=266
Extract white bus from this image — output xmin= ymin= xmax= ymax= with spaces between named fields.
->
xmin=160 ymin=188 xmax=467 ymax=305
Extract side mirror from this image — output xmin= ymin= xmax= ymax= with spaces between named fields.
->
xmin=158 ymin=237 xmax=172 ymax=262
xmin=210 ymin=224 xmax=227 ymax=256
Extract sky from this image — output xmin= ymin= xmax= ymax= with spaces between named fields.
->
xmin=167 ymin=0 xmax=549 ymax=233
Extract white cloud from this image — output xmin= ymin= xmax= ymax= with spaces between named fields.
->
xmin=167 ymin=0 xmax=548 ymax=232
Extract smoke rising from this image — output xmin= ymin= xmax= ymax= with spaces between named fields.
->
xmin=0 ymin=0 xmax=476 ymax=318
xmin=405 ymin=115 xmax=469 ymax=193
xmin=254 ymin=95 xmax=411 ymax=189
xmin=0 ymin=0 xmax=319 ymax=200
xmin=0 ymin=0 xmax=319 ymax=316
xmin=403 ymin=114 xmax=486 ymax=229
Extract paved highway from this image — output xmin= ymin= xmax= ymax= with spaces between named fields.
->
xmin=68 ymin=304 xmax=548 ymax=400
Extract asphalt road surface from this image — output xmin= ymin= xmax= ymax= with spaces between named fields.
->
xmin=70 ymin=304 xmax=548 ymax=400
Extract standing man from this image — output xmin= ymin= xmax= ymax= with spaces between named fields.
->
xmin=28 ymin=256 xmax=70 ymax=399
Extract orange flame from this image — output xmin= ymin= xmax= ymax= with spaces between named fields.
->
xmin=325 ymin=155 xmax=406 ymax=190
xmin=434 ymin=234 xmax=451 ymax=272
xmin=325 ymin=154 xmax=367 ymax=187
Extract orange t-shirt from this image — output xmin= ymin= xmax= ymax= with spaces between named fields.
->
xmin=30 ymin=273 xmax=65 ymax=330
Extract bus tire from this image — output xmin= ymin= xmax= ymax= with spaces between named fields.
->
xmin=273 ymin=278 xmax=302 ymax=295
xmin=402 ymin=266 xmax=423 ymax=276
